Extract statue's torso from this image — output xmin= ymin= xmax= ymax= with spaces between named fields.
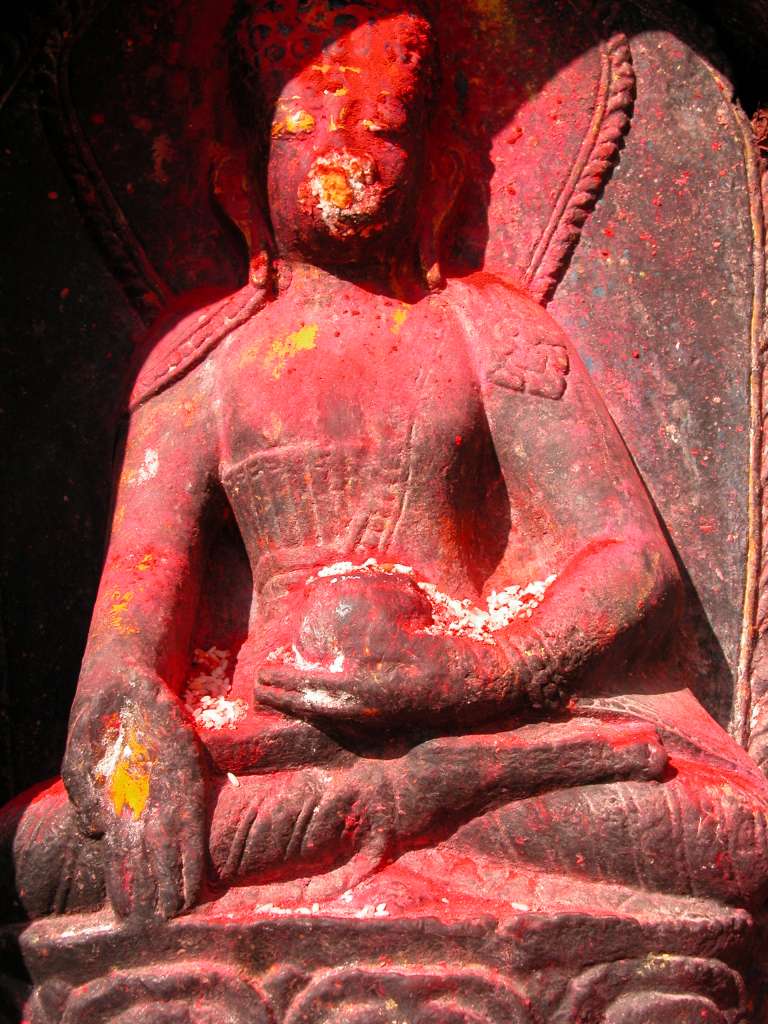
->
xmin=214 ymin=273 xmax=504 ymax=613
xmin=204 ymin=272 xmax=754 ymax=769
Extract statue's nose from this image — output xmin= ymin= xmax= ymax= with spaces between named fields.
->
xmin=315 ymin=166 xmax=354 ymax=211
xmin=304 ymin=150 xmax=379 ymax=213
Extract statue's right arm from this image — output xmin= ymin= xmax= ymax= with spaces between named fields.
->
xmin=62 ymin=357 xmax=219 ymax=920
xmin=76 ymin=362 xmax=219 ymax=692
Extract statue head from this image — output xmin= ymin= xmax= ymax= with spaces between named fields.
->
xmin=231 ymin=1 xmax=443 ymax=279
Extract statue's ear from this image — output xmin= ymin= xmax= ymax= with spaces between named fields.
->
xmin=417 ymin=145 xmax=464 ymax=291
xmin=210 ymin=150 xmax=272 ymax=287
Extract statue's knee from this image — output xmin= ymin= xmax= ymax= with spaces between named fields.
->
xmin=1 ymin=777 xmax=104 ymax=919
xmin=712 ymin=798 xmax=768 ymax=908
xmin=669 ymin=768 xmax=768 ymax=908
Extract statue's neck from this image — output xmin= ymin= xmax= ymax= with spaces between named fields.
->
xmin=273 ymin=254 xmax=429 ymax=303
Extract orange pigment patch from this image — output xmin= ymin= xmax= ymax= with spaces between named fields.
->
xmin=272 ymin=109 xmax=315 ymax=137
xmin=136 ymin=553 xmax=155 ymax=572
xmin=317 ymin=169 xmax=353 ymax=209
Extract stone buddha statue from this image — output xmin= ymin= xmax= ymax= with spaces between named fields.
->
xmin=4 ymin=0 xmax=768 ymax=944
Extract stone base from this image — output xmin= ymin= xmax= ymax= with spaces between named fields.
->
xmin=4 ymin=871 xmax=759 ymax=1023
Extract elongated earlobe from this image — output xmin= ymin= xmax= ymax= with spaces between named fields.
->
xmin=211 ymin=151 xmax=273 ymax=289
xmin=417 ymin=146 xmax=463 ymax=291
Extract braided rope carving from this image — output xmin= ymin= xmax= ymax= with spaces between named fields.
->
xmin=524 ymin=29 xmax=635 ymax=305
xmin=739 ymin=155 xmax=768 ymax=766
xmin=128 ymin=278 xmax=269 ymax=411
xmin=34 ymin=0 xmax=172 ymax=324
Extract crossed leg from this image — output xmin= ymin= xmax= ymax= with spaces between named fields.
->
xmin=3 ymin=715 xmax=767 ymax=919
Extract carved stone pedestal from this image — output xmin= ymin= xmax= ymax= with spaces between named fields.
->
xmin=10 ymin=873 xmax=758 ymax=1023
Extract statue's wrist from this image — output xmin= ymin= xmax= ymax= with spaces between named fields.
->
xmin=73 ymin=658 xmax=164 ymax=709
xmin=496 ymin=629 xmax=570 ymax=712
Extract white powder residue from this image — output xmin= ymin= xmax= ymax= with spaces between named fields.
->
xmin=291 ymin=645 xmax=345 ymax=674
xmin=419 ymin=575 xmax=557 ymax=643
xmin=265 ymin=643 xmax=345 ymax=675
xmin=353 ymin=901 xmax=389 ymax=919
xmin=248 ymin=898 xmax=387 ymax=919
xmin=307 ymin=151 xmax=383 ymax=237
xmin=312 ymin=558 xmax=414 ymax=581
xmin=302 ymin=687 xmax=356 ymax=711
xmin=94 ymin=712 xmax=130 ymax=781
xmin=136 ymin=448 xmax=159 ymax=484
xmin=306 ymin=559 xmax=556 ymax=644
xmin=184 ymin=646 xmax=248 ymax=731
xmin=253 ymin=902 xmax=321 ymax=917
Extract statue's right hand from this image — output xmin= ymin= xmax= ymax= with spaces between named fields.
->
xmin=62 ymin=670 xmax=206 ymax=920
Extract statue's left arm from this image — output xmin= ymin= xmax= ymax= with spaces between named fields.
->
xmin=471 ymin=284 xmax=683 ymax=711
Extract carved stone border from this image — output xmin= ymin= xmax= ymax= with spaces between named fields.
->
xmin=735 ymin=118 xmax=768 ymax=765
xmin=33 ymin=0 xmax=172 ymax=324
xmin=525 ymin=23 xmax=636 ymax=305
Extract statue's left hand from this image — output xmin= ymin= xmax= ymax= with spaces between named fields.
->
xmin=254 ymin=629 xmax=516 ymax=724
xmin=62 ymin=670 xmax=207 ymax=919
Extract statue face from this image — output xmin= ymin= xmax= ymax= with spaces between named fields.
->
xmin=264 ymin=11 xmax=433 ymax=267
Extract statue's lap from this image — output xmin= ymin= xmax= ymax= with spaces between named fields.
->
xmin=7 ymin=701 xmax=768 ymax=920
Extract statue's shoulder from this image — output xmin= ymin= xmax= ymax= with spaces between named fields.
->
xmin=443 ymin=272 xmax=571 ymax=402
xmin=128 ymin=281 xmax=268 ymax=413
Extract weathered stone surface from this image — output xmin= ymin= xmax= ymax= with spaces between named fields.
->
xmin=2 ymin=1 xmax=768 ymax=1021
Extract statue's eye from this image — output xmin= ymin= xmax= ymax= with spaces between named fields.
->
xmin=272 ymin=109 xmax=316 ymax=138
xmin=362 ymin=119 xmax=405 ymax=137
xmin=374 ymin=94 xmax=409 ymax=133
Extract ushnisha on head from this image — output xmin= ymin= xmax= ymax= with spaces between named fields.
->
xmin=232 ymin=0 xmax=438 ymax=276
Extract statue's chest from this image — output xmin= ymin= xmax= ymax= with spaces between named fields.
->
xmin=216 ymin=293 xmax=480 ymax=465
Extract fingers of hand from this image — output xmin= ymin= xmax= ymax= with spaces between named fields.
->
xmin=104 ymin=820 xmax=148 ymax=918
xmin=144 ymin=814 xmax=186 ymax=919
xmin=605 ymin=724 xmax=668 ymax=780
xmin=102 ymin=763 xmax=205 ymax=920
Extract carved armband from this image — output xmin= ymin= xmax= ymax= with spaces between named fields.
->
xmin=488 ymin=329 xmax=569 ymax=401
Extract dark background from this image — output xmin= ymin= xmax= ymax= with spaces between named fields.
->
xmin=1 ymin=0 xmax=767 ymax=806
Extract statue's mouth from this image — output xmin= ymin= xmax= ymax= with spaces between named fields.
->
xmin=299 ymin=150 xmax=386 ymax=239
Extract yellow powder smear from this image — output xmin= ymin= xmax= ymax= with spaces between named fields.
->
xmin=110 ymin=590 xmax=139 ymax=635
xmin=265 ymin=324 xmax=319 ymax=379
xmin=312 ymin=63 xmax=361 ymax=74
xmin=136 ymin=553 xmax=155 ymax=572
xmin=108 ymin=729 xmax=151 ymax=820
xmin=329 ymin=106 xmax=349 ymax=133
xmin=391 ymin=305 xmax=411 ymax=335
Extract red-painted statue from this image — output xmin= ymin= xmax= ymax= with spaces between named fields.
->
xmin=3 ymin=0 xmax=768 ymax=1021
